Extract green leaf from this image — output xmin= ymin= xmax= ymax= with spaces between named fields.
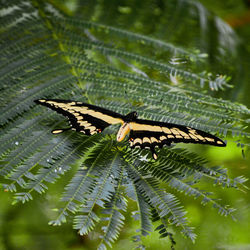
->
xmin=0 ymin=0 xmax=249 ymax=248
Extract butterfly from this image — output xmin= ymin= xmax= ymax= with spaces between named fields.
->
xmin=35 ymin=99 xmax=226 ymax=159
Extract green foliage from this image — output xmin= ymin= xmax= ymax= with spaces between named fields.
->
xmin=0 ymin=0 xmax=249 ymax=249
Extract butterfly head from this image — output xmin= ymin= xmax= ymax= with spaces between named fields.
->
xmin=125 ymin=111 xmax=138 ymax=122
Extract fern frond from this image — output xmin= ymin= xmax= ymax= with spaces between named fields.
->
xmin=0 ymin=111 xmax=53 ymax=157
xmin=74 ymin=57 xmax=250 ymax=116
xmin=164 ymin=173 xmax=234 ymax=216
xmin=124 ymin=158 xmax=196 ymax=241
xmin=59 ymin=32 xmax=228 ymax=90
xmin=98 ymin=164 xmax=127 ymax=249
xmin=14 ymin=134 xmax=96 ymax=203
xmin=153 ymin=210 xmax=176 ymax=248
xmin=59 ymin=18 xmax=199 ymax=59
xmin=73 ymin=151 xmax=121 ymax=235
xmin=0 ymin=1 xmax=249 ymax=248
xmin=0 ymin=75 xmax=76 ymax=126
xmin=6 ymin=133 xmax=71 ymax=192
xmin=50 ymin=138 xmax=112 ymax=226
xmin=124 ymin=147 xmax=240 ymax=218
xmin=0 ymin=62 xmax=69 ymax=106
xmin=0 ymin=129 xmax=51 ymax=177
xmin=125 ymin=182 xmax=153 ymax=237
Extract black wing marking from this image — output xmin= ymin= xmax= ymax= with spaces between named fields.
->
xmin=35 ymin=99 xmax=125 ymax=135
xmin=129 ymin=119 xmax=226 ymax=159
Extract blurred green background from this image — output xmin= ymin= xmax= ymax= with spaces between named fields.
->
xmin=0 ymin=0 xmax=250 ymax=249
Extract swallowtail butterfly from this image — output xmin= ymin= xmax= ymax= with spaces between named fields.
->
xmin=35 ymin=99 xmax=226 ymax=159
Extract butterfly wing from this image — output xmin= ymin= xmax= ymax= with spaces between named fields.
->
xmin=129 ymin=119 xmax=226 ymax=159
xmin=35 ymin=99 xmax=125 ymax=135
xmin=35 ymin=100 xmax=226 ymax=159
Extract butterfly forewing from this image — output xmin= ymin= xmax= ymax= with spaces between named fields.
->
xmin=35 ymin=99 xmax=124 ymax=135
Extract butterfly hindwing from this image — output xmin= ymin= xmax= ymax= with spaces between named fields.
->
xmin=35 ymin=99 xmax=124 ymax=135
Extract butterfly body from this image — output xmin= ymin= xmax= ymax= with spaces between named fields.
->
xmin=35 ymin=99 xmax=226 ymax=159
